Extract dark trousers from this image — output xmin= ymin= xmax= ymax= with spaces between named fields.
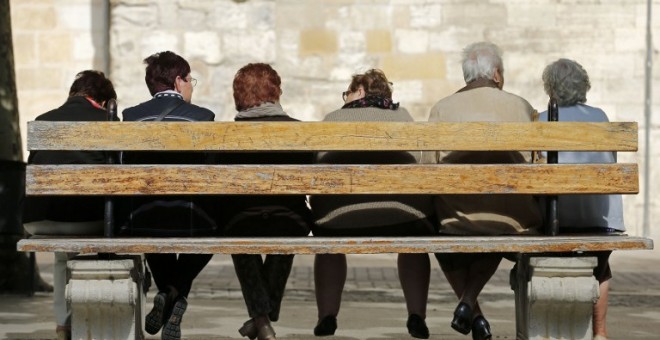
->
xmin=146 ymin=253 xmax=213 ymax=298
xmin=232 ymin=254 xmax=294 ymax=320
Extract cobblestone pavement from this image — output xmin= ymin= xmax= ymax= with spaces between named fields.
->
xmin=1 ymin=249 xmax=658 ymax=339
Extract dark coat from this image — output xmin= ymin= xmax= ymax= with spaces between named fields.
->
xmin=122 ymin=93 xmax=214 ymax=122
xmin=23 ymin=96 xmax=110 ymax=223
xmin=215 ymin=114 xmax=313 ymax=236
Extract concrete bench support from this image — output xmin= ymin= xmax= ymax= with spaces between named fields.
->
xmin=513 ymin=256 xmax=599 ymax=340
xmin=66 ymin=256 xmax=146 ymax=340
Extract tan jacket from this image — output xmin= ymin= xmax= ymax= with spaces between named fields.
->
xmin=426 ymin=86 xmax=543 ymax=235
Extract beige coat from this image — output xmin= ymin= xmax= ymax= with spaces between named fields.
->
xmin=426 ymin=86 xmax=543 ymax=235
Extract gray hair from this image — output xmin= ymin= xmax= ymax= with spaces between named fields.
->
xmin=461 ymin=42 xmax=504 ymax=83
xmin=542 ymin=58 xmax=590 ymax=106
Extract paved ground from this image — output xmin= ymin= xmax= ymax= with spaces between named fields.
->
xmin=1 ymin=248 xmax=659 ymax=339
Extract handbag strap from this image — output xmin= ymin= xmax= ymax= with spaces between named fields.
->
xmin=154 ymin=100 xmax=184 ymax=121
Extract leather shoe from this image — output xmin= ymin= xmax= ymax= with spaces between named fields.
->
xmin=451 ymin=302 xmax=473 ymax=335
xmin=256 ymin=323 xmax=276 ymax=340
xmin=406 ymin=314 xmax=430 ymax=339
xmin=238 ymin=319 xmax=257 ymax=339
xmin=471 ymin=315 xmax=492 ymax=340
xmin=313 ymin=315 xmax=337 ymax=336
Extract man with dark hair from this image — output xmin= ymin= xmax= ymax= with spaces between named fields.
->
xmin=23 ymin=70 xmax=117 ymax=340
xmin=121 ymin=51 xmax=215 ymax=340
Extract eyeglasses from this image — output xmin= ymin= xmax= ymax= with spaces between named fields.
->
xmin=342 ymin=90 xmax=351 ymax=101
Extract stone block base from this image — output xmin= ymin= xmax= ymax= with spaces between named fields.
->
xmin=66 ymin=255 xmax=146 ymax=340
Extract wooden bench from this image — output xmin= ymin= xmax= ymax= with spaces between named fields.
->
xmin=18 ymin=104 xmax=653 ymax=340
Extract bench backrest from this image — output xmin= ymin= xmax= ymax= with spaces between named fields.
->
xmin=26 ymin=119 xmax=639 ymax=236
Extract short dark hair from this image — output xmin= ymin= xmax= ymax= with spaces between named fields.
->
xmin=347 ymin=69 xmax=393 ymax=98
xmin=143 ymin=51 xmax=191 ymax=96
xmin=68 ymin=70 xmax=117 ymax=104
xmin=232 ymin=63 xmax=282 ymax=111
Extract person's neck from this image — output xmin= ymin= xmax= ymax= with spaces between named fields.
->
xmin=456 ymin=78 xmax=500 ymax=93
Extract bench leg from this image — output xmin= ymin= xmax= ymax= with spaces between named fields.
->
xmin=512 ymin=255 xmax=599 ymax=340
xmin=66 ymin=255 xmax=146 ymax=340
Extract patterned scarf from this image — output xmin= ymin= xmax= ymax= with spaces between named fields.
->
xmin=341 ymin=95 xmax=400 ymax=110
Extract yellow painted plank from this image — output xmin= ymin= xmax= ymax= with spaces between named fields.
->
xmin=26 ymin=163 xmax=638 ymax=195
xmin=28 ymin=121 xmax=638 ymax=151
xmin=16 ymin=236 xmax=653 ymax=254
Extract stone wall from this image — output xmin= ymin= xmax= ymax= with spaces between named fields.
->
xmin=11 ymin=0 xmax=660 ymax=238
xmin=10 ymin=0 xmax=109 ymax=154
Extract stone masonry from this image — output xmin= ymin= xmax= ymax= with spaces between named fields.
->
xmin=10 ymin=0 xmax=660 ymax=239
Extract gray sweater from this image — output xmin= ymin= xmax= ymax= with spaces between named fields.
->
xmin=309 ymin=106 xmax=435 ymax=233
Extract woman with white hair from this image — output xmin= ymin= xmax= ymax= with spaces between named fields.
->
xmin=426 ymin=41 xmax=542 ymax=340
xmin=540 ymin=58 xmax=624 ymax=340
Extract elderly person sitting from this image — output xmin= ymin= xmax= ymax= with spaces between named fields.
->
xmin=310 ymin=69 xmax=436 ymax=339
xmin=539 ymin=58 xmax=624 ymax=340
xmin=425 ymin=42 xmax=542 ymax=340
xmin=218 ymin=63 xmax=314 ymax=340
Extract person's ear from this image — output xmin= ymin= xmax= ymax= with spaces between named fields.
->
xmin=174 ymin=76 xmax=183 ymax=93
xmin=493 ymin=69 xmax=504 ymax=89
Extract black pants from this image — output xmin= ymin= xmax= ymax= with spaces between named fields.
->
xmin=146 ymin=253 xmax=213 ymax=298
xmin=232 ymin=254 xmax=293 ymax=320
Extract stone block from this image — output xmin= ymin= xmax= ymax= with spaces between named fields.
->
xmin=513 ymin=256 xmax=599 ymax=340
xmin=394 ymin=29 xmax=429 ymax=54
xmin=185 ymin=31 xmax=223 ymax=65
xmin=366 ymin=30 xmax=392 ymax=54
xmin=409 ymin=3 xmax=442 ymax=28
xmin=10 ymin=6 xmax=57 ymax=30
xmin=66 ymin=255 xmax=146 ymax=340
xmin=210 ymin=2 xmax=247 ymax=30
xmin=299 ymin=30 xmax=338 ymax=56
xmin=15 ymin=67 xmax=64 ymax=92
xmin=111 ymin=4 xmax=157 ymax=29
xmin=379 ymin=53 xmax=446 ymax=80
xmin=222 ymin=30 xmax=276 ymax=63
xmin=139 ymin=31 xmax=179 ymax=59
xmin=56 ymin=4 xmax=93 ymax=30
xmin=442 ymin=3 xmax=507 ymax=27
xmin=38 ymin=33 xmax=72 ymax=63
xmin=72 ymin=33 xmax=96 ymax=61
xmin=12 ymin=33 xmax=36 ymax=65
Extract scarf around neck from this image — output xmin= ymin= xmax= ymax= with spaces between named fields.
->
xmin=235 ymin=102 xmax=289 ymax=119
xmin=341 ymin=95 xmax=400 ymax=110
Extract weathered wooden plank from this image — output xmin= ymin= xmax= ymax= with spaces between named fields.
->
xmin=28 ymin=121 xmax=638 ymax=152
xmin=26 ymin=163 xmax=638 ymax=195
xmin=16 ymin=236 xmax=653 ymax=254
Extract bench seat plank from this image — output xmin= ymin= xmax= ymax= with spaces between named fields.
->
xmin=17 ymin=236 xmax=653 ymax=254
xmin=26 ymin=163 xmax=638 ymax=195
xmin=28 ymin=121 xmax=638 ymax=152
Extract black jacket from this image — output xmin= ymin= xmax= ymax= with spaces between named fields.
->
xmin=215 ymin=114 xmax=313 ymax=236
xmin=122 ymin=93 xmax=214 ymax=122
xmin=23 ymin=96 xmax=110 ymax=223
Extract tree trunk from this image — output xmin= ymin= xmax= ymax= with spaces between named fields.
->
xmin=0 ymin=0 xmax=51 ymax=294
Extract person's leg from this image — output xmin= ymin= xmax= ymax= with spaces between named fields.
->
xmin=592 ymin=252 xmax=612 ymax=339
xmin=145 ymin=253 xmax=177 ymax=293
xmin=232 ymin=254 xmax=272 ymax=318
xmin=314 ymin=253 xmax=346 ymax=319
xmin=263 ymin=254 xmax=295 ymax=322
xmin=399 ymin=253 xmax=431 ymax=339
xmin=145 ymin=253 xmax=178 ymax=335
xmin=171 ymin=253 xmax=213 ymax=298
xmin=461 ymin=254 xmax=501 ymax=310
xmin=593 ymin=280 xmax=609 ymax=338
xmin=398 ymin=253 xmax=430 ymax=317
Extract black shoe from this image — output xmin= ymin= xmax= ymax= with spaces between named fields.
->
xmin=162 ymin=296 xmax=187 ymax=340
xmin=238 ymin=319 xmax=257 ymax=340
xmin=313 ymin=315 xmax=337 ymax=336
xmin=406 ymin=314 xmax=430 ymax=339
xmin=472 ymin=315 xmax=492 ymax=340
xmin=451 ymin=302 xmax=473 ymax=335
xmin=145 ymin=291 xmax=168 ymax=335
